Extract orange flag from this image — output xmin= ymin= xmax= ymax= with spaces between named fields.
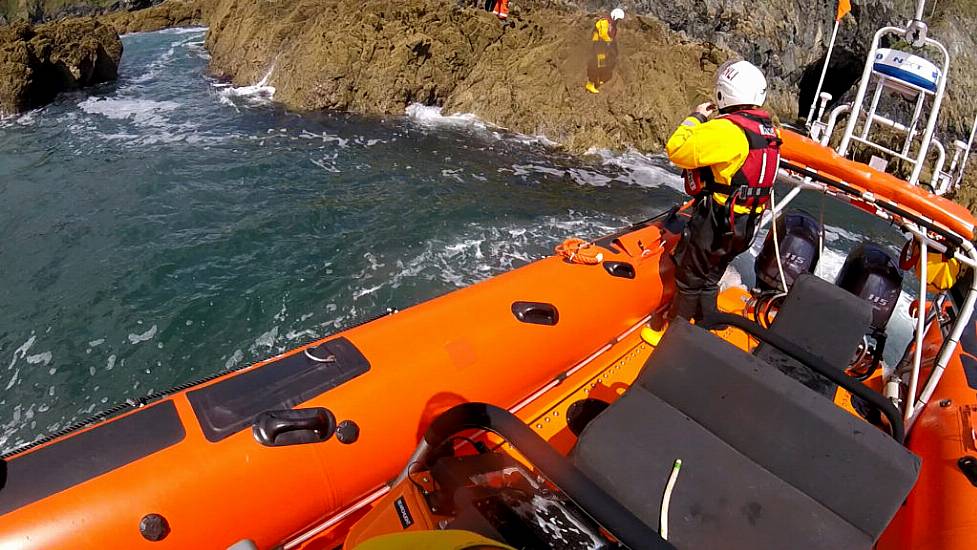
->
xmin=836 ymin=0 xmax=852 ymax=21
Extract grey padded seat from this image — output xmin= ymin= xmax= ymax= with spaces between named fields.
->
xmin=756 ymin=273 xmax=874 ymax=397
xmin=572 ymin=319 xmax=920 ymax=549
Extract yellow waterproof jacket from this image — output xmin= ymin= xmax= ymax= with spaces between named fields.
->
xmin=665 ymin=115 xmax=750 ymax=186
xmin=593 ymin=17 xmax=615 ymax=42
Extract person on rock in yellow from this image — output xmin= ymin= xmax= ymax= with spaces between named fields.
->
xmin=665 ymin=59 xmax=782 ymax=322
xmin=585 ymin=8 xmax=624 ymax=94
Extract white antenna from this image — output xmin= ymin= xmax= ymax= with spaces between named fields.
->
xmin=914 ymin=0 xmax=927 ymax=22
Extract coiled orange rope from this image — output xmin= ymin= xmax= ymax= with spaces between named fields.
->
xmin=555 ymin=238 xmax=604 ymax=265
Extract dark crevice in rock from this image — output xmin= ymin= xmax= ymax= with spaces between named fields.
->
xmin=797 ymin=48 xmax=866 ymax=120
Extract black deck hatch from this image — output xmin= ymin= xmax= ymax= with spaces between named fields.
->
xmin=187 ymin=337 xmax=370 ymax=442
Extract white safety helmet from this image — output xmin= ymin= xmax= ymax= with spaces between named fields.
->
xmin=715 ymin=60 xmax=767 ymax=109
xmin=610 ymin=8 xmax=625 ymax=21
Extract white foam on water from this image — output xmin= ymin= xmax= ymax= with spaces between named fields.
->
xmin=567 ymin=168 xmax=613 ymax=187
xmin=217 ymin=66 xmax=277 ymax=108
xmin=823 ymin=224 xmax=864 ymax=244
xmin=123 ymin=25 xmax=209 ymax=37
xmin=157 ymin=26 xmax=209 ymax=35
xmin=405 ymin=104 xmax=562 ymax=148
xmin=0 ymin=110 xmax=39 ymax=128
xmin=224 ymin=349 xmax=244 ymax=369
xmin=300 ymin=130 xmax=349 ymax=148
xmin=511 ymin=163 xmax=566 ymax=178
xmin=311 ymin=157 xmax=341 ymax=173
xmin=285 ymin=328 xmax=317 ymax=341
xmin=127 ymin=324 xmax=158 ymax=344
xmin=353 ymin=284 xmax=384 ymax=300
xmin=347 ymin=213 xmax=625 ymax=301
xmin=252 ymin=326 xmax=279 ymax=350
xmin=78 ymin=97 xmax=180 ymax=127
xmin=498 ymin=131 xmax=558 ymax=148
xmin=25 ymin=352 xmax=52 ymax=366
xmin=405 ymin=104 xmax=487 ymax=128
xmin=588 ymin=147 xmax=685 ymax=193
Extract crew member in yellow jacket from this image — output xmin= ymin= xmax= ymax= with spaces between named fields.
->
xmin=665 ymin=60 xmax=783 ymax=322
xmin=585 ymin=8 xmax=624 ymax=94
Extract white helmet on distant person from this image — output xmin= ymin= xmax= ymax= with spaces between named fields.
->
xmin=715 ymin=60 xmax=767 ymax=109
xmin=610 ymin=8 xmax=625 ymax=21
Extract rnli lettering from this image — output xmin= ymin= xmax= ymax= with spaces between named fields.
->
xmin=393 ymin=496 xmax=414 ymax=529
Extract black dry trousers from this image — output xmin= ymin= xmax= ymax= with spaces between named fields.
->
xmin=670 ymin=195 xmax=762 ymax=321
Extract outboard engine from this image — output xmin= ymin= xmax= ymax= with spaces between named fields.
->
xmin=754 ymin=210 xmax=822 ymax=292
xmin=835 ymin=242 xmax=904 ymax=380
xmin=836 ymin=242 xmax=904 ymax=331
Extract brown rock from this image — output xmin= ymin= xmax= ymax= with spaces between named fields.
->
xmin=0 ymin=18 xmax=122 ymax=114
xmin=100 ymin=0 xmax=207 ymax=35
xmin=205 ymin=0 xmax=723 ymax=152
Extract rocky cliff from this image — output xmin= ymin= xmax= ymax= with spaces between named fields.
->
xmin=204 ymin=0 xmax=977 ymax=152
xmin=0 ymin=17 xmax=121 ymax=114
xmin=0 ymin=0 xmax=161 ymax=23
xmin=99 ymin=0 xmax=204 ymax=34
xmin=206 ymin=0 xmax=722 ymax=152
xmin=570 ymin=0 xmax=977 ymax=137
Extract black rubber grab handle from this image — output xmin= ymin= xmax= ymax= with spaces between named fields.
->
xmin=604 ymin=261 xmax=636 ymax=279
xmin=511 ymin=301 xmax=559 ymax=326
xmin=959 ymin=456 xmax=977 ymax=487
xmin=252 ymin=407 xmax=337 ymax=447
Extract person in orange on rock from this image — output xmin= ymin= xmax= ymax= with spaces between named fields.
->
xmin=490 ymin=0 xmax=509 ymax=20
xmin=585 ymin=8 xmax=624 ymax=94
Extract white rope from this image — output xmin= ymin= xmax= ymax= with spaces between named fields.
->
xmin=660 ymin=458 xmax=683 ymax=541
xmin=817 ymin=190 xmax=826 ymax=278
xmin=769 ymin=186 xmax=790 ymax=293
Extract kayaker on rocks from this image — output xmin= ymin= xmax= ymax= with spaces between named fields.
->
xmin=585 ymin=8 xmax=624 ymax=94
xmin=665 ymin=60 xmax=782 ymax=322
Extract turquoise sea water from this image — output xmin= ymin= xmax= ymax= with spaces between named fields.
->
xmin=0 ymin=28 xmax=910 ymax=452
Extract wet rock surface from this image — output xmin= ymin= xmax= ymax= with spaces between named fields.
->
xmin=0 ymin=18 xmax=122 ymax=114
xmin=204 ymin=0 xmax=977 ymax=150
xmin=100 ymin=0 xmax=205 ymax=34
xmin=1 ymin=1 xmax=163 ymax=23
xmin=571 ymin=0 xmax=977 ymax=137
xmin=206 ymin=0 xmax=721 ymax=152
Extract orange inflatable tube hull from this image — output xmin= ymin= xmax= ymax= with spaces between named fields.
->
xmin=780 ymin=130 xmax=976 ymax=240
xmin=879 ymin=313 xmax=977 ymax=550
xmin=0 ymin=224 xmax=668 ymax=549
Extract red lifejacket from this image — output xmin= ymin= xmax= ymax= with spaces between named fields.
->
xmin=684 ymin=109 xmax=782 ymax=209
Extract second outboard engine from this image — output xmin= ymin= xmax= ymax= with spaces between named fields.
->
xmin=835 ymin=242 xmax=904 ymax=380
xmin=836 ymin=242 xmax=904 ymax=331
xmin=755 ymin=210 xmax=822 ymax=292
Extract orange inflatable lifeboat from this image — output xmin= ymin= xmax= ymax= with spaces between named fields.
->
xmin=4 ymin=2 xmax=977 ymax=548
xmin=0 ymin=217 xmax=675 ymax=549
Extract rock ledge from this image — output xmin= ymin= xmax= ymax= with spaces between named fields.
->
xmin=0 ymin=18 xmax=122 ymax=114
